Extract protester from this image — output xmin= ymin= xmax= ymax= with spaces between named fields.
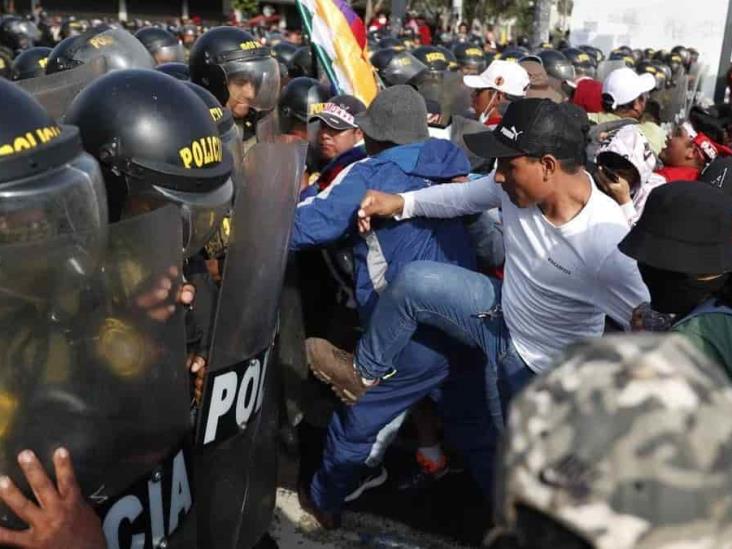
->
xmin=463 ymin=59 xmax=530 ymax=128
xmin=589 ymin=67 xmax=666 ymax=156
xmin=291 ymin=86 xmax=494 ymax=528
xmin=657 ymin=121 xmax=732 ymax=182
xmin=594 ymin=124 xmax=665 ymax=225
xmin=306 ymin=100 xmax=650 ymax=523
xmin=619 ymin=182 xmax=732 ymax=374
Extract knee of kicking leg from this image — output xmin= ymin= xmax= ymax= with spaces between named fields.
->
xmin=391 ymin=261 xmax=445 ymax=303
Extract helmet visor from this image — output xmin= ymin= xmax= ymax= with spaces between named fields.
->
xmin=0 ymin=152 xmax=107 ymax=304
xmin=137 ymin=179 xmax=234 ymax=258
xmin=223 ymin=57 xmax=281 ymax=113
xmin=153 ymin=43 xmax=185 ymax=64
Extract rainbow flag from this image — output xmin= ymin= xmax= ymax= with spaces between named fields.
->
xmin=295 ymin=0 xmax=378 ymax=105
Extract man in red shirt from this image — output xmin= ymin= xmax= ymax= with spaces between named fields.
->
xmin=657 ymin=122 xmax=732 ymax=181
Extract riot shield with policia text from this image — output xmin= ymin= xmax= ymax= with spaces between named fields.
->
xmin=194 ymin=141 xmax=306 ymax=548
xmin=0 ymin=205 xmax=193 ymax=549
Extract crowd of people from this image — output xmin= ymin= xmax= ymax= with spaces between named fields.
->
xmin=0 ymin=4 xmax=731 ymax=548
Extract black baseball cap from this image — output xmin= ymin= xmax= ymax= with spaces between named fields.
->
xmin=310 ymin=94 xmax=367 ymax=130
xmin=700 ymin=156 xmax=732 ymax=197
xmin=464 ymin=98 xmax=587 ymax=160
xmin=619 ymin=181 xmax=732 ymax=274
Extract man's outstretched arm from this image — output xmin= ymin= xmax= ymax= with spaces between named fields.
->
xmin=357 ymin=174 xmax=501 ymax=232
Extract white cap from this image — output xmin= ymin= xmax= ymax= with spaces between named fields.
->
xmin=596 ymin=124 xmax=656 ymax=184
xmin=463 ymin=60 xmax=530 ymax=97
xmin=602 ymin=67 xmax=656 ymax=109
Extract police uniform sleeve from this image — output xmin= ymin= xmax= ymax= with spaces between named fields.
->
xmin=289 ymin=162 xmax=365 ymax=250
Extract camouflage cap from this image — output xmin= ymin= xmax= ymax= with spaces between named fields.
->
xmin=498 ymin=335 xmax=732 ymax=549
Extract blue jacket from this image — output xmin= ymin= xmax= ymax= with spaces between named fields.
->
xmin=290 ymin=138 xmax=476 ymax=322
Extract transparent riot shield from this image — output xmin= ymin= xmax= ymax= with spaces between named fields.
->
xmin=17 ymin=56 xmax=108 ymax=120
xmin=413 ymin=70 xmax=464 ymax=127
xmin=451 ymin=114 xmax=496 ymax=172
xmin=255 ymin=109 xmax=282 ymax=144
xmin=194 ymin=141 xmax=306 ymax=548
xmin=660 ymin=71 xmax=688 ymax=124
xmin=596 ymin=59 xmax=627 ymax=84
xmin=0 ymin=206 xmax=192 ymax=546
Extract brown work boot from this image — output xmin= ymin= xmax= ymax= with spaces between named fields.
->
xmin=297 ymin=481 xmax=341 ymax=530
xmin=305 ymin=338 xmax=376 ymax=405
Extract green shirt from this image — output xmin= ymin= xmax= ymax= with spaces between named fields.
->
xmin=674 ymin=313 xmax=732 ymax=380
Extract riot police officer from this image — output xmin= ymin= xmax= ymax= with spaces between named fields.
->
xmin=562 ymin=46 xmax=596 ymax=79
xmin=65 ymin=69 xmax=233 ymax=256
xmin=278 ymin=76 xmax=332 ymax=139
xmin=10 ymin=45 xmax=51 ymax=80
xmin=189 ymin=26 xmax=280 ymax=142
xmin=537 ymin=48 xmax=575 ymax=98
xmin=135 ymin=26 xmax=186 ymax=64
xmin=370 ymin=48 xmax=427 ymax=87
xmin=46 ymin=25 xmax=155 ymax=74
xmin=453 ymin=42 xmax=487 ymax=75
xmin=156 ymin=60 xmax=190 ymax=80
xmin=0 ymin=74 xmax=109 ymax=549
xmin=0 ymin=15 xmax=41 ymax=52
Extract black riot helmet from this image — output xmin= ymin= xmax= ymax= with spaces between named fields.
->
xmin=272 ymin=41 xmax=297 ymax=66
xmin=60 ymin=18 xmax=88 ymax=40
xmin=496 ymin=47 xmax=526 ymax=63
xmin=134 ymin=27 xmax=185 ymax=64
xmin=643 ymin=48 xmax=656 ymax=61
xmin=614 ymin=45 xmax=632 ymax=57
xmin=453 ymin=42 xmax=487 ymax=74
xmin=579 ymin=44 xmax=603 ymax=64
xmin=412 ymin=45 xmax=450 ymax=73
xmin=155 ymin=61 xmax=190 ymax=80
xmin=0 ymin=16 xmax=41 ymax=51
xmin=183 ymin=81 xmax=243 ymax=189
xmin=636 ymin=61 xmax=666 ymax=91
xmin=11 ymin=46 xmax=52 ymax=80
xmin=537 ymin=48 xmax=575 ymax=83
xmin=377 ymin=37 xmax=406 ymax=52
xmin=370 ymin=48 xmax=427 ymax=86
xmin=65 ymin=69 xmax=234 ymax=258
xmin=562 ymin=47 xmax=596 ymax=78
xmin=46 ymin=25 xmax=155 ymax=74
xmin=666 ymin=51 xmax=684 ymax=75
xmin=189 ymin=26 xmax=280 ymax=117
xmin=609 ymin=49 xmax=636 ymax=68
xmin=0 ymin=77 xmax=107 ymax=247
xmin=671 ymin=45 xmax=691 ymax=68
xmin=435 ymin=45 xmax=459 ymax=71
xmin=651 ymin=61 xmax=673 ymax=88
xmin=287 ymin=46 xmax=313 ymax=78
xmin=278 ymin=76 xmax=331 ymax=129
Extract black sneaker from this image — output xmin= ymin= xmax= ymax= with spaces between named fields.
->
xmin=344 ymin=466 xmax=388 ymax=503
xmin=395 ymin=463 xmax=448 ymax=493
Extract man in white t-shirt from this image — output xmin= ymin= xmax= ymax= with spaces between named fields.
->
xmin=306 ymin=98 xmax=650 ymax=424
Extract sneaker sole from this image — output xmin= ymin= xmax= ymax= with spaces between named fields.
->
xmin=344 ymin=468 xmax=388 ymax=503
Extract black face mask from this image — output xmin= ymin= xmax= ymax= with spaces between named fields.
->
xmin=639 ymin=264 xmax=729 ymax=316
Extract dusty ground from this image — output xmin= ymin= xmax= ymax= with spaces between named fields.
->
xmin=270 ymin=487 xmax=475 ymax=548
xmin=267 ymin=419 xmax=491 ymax=548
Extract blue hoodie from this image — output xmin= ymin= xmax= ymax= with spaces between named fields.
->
xmin=291 ymin=138 xmax=476 ymax=322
